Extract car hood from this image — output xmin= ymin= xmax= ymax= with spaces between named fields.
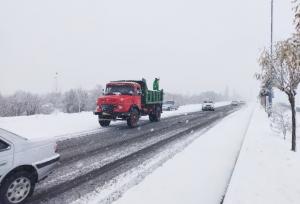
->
xmin=97 ymin=95 xmax=132 ymax=105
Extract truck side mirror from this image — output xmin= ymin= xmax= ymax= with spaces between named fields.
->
xmin=137 ymin=90 xmax=142 ymax=95
xmin=102 ymin=89 xmax=105 ymax=95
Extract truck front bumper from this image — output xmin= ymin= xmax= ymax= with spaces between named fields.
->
xmin=94 ymin=111 xmax=131 ymax=120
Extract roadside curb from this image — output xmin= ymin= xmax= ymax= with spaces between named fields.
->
xmin=221 ymin=105 xmax=256 ymax=203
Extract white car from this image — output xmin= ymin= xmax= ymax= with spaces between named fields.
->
xmin=202 ymin=100 xmax=215 ymax=111
xmin=162 ymin=101 xmax=179 ymax=111
xmin=231 ymin=100 xmax=239 ymax=106
xmin=0 ymin=128 xmax=60 ymax=204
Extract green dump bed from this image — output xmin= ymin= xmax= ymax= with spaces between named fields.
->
xmin=113 ymin=79 xmax=163 ymax=105
xmin=145 ymin=90 xmax=163 ymax=104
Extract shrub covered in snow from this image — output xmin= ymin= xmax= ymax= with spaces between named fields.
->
xmin=270 ymin=105 xmax=291 ymax=140
xmin=0 ymin=91 xmax=42 ymax=116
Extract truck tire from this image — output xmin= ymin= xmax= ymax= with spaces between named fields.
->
xmin=149 ymin=106 xmax=161 ymax=122
xmin=127 ymin=108 xmax=139 ymax=128
xmin=0 ymin=171 xmax=35 ymax=204
xmin=99 ymin=120 xmax=111 ymax=127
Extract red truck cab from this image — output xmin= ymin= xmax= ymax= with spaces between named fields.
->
xmin=94 ymin=79 xmax=163 ymax=128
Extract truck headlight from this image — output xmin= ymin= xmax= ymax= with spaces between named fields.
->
xmin=96 ymin=105 xmax=102 ymax=112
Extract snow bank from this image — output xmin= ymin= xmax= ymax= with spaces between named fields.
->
xmin=111 ymin=105 xmax=254 ymax=204
xmin=223 ymin=105 xmax=300 ymax=204
xmin=0 ymin=112 xmax=102 ymax=141
xmin=0 ymin=102 xmax=230 ymax=141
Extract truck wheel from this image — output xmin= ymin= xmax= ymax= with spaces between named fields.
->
xmin=127 ymin=108 xmax=139 ymax=128
xmin=149 ymin=114 xmax=154 ymax=122
xmin=99 ymin=120 xmax=111 ymax=127
xmin=149 ymin=107 xmax=161 ymax=122
xmin=0 ymin=171 xmax=35 ymax=204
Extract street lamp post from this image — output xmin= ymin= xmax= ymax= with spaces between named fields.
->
xmin=55 ymin=72 xmax=58 ymax=93
xmin=268 ymin=0 xmax=274 ymax=116
xmin=271 ymin=0 xmax=274 ymax=55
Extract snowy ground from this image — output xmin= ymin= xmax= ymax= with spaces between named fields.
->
xmin=0 ymin=102 xmax=229 ymax=140
xmin=77 ymin=104 xmax=253 ymax=204
xmin=223 ymin=105 xmax=300 ymax=204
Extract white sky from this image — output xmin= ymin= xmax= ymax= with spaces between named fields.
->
xmin=0 ymin=0 xmax=295 ymax=98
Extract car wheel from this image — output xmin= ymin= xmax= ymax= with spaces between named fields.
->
xmin=0 ymin=171 xmax=35 ymax=204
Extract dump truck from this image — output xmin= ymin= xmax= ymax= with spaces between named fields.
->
xmin=94 ymin=79 xmax=163 ymax=128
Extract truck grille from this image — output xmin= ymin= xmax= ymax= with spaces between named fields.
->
xmin=101 ymin=104 xmax=115 ymax=113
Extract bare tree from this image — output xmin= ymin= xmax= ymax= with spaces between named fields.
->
xmin=258 ymin=36 xmax=300 ymax=152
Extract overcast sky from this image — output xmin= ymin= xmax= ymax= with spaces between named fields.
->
xmin=0 ymin=0 xmax=295 ymax=98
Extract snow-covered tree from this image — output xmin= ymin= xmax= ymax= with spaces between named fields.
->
xmin=0 ymin=91 xmax=42 ymax=116
xmin=42 ymin=92 xmax=63 ymax=111
xmin=9 ymin=91 xmax=27 ymax=116
xmin=23 ymin=93 xmax=41 ymax=115
xmin=86 ymin=85 xmax=103 ymax=111
xmin=270 ymin=105 xmax=291 ymax=140
xmin=0 ymin=93 xmax=7 ymax=117
xmin=63 ymin=89 xmax=88 ymax=113
xmin=294 ymin=0 xmax=300 ymax=32
xmin=258 ymin=35 xmax=300 ymax=152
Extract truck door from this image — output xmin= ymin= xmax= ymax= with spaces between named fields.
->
xmin=0 ymin=138 xmax=13 ymax=180
xmin=135 ymin=87 xmax=142 ymax=109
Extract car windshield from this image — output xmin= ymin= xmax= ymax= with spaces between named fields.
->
xmin=105 ymin=85 xmax=134 ymax=95
xmin=204 ymin=101 xmax=213 ymax=103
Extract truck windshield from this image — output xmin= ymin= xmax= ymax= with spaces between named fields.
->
xmin=105 ymin=85 xmax=134 ymax=95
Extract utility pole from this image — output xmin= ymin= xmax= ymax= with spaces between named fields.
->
xmin=267 ymin=0 xmax=274 ymax=116
xmin=53 ymin=72 xmax=59 ymax=114
xmin=54 ymin=72 xmax=59 ymax=93
xmin=271 ymin=0 xmax=274 ymax=55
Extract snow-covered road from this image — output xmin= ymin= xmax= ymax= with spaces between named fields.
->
xmin=28 ymin=104 xmax=238 ymax=204
xmin=0 ymin=102 xmax=230 ymax=140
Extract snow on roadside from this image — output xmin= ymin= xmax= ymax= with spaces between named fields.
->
xmin=77 ymin=104 xmax=253 ymax=204
xmin=0 ymin=112 xmax=102 ymax=141
xmin=223 ymin=105 xmax=300 ymax=204
xmin=0 ymin=102 xmax=230 ymax=141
